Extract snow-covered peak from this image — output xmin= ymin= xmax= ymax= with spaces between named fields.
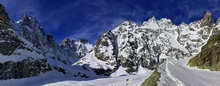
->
xmin=60 ymin=38 xmax=75 ymax=48
xmin=121 ymin=21 xmax=135 ymax=26
xmin=143 ymin=16 xmax=157 ymax=24
xmin=17 ymin=16 xmax=43 ymax=32
xmin=141 ymin=17 xmax=160 ymax=29
xmin=60 ymin=38 xmax=93 ymax=58
xmin=112 ymin=21 xmax=138 ymax=34
xmin=141 ymin=17 xmax=174 ymax=31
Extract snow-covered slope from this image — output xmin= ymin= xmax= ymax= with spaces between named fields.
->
xmin=60 ymin=38 xmax=93 ymax=58
xmin=157 ymin=57 xmax=220 ymax=86
xmin=0 ymin=4 xmax=95 ymax=80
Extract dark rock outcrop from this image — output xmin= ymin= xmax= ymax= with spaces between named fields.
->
xmin=0 ymin=58 xmax=51 ymax=80
xmin=0 ymin=3 xmax=80 ymax=80
xmin=201 ymin=11 xmax=212 ymax=27
xmin=95 ymin=31 xmax=118 ymax=62
xmin=0 ymin=4 xmax=22 ymax=55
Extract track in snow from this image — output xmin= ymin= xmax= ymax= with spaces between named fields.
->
xmin=167 ymin=59 xmax=220 ymax=86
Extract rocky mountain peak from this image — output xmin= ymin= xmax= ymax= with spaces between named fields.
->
xmin=18 ymin=16 xmax=41 ymax=30
xmin=0 ymin=4 xmax=83 ymax=80
xmin=121 ymin=21 xmax=136 ymax=26
xmin=143 ymin=17 xmax=157 ymax=24
xmin=0 ymin=4 xmax=10 ymax=25
xmin=201 ymin=11 xmax=212 ymax=26
xmin=0 ymin=4 xmax=22 ymax=55
xmin=17 ymin=15 xmax=48 ymax=49
xmin=112 ymin=21 xmax=138 ymax=35
xmin=147 ymin=16 xmax=157 ymax=22
xmin=20 ymin=16 xmax=37 ymax=24
xmin=60 ymin=38 xmax=75 ymax=48
xmin=86 ymin=13 xmax=214 ymax=73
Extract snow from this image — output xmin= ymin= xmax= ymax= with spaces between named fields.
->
xmin=137 ymin=66 xmax=152 ymax=75
xmin=44 ymin=74 xmax=151 ymax=86
xmin=111 ymin=66 xmax=129 ymax=77
xmin=141 ymin=17 xmax=160 ymax=30
xmin=0 ymin=49 xmax=44 ymax=63
xmin=0 ymin=71 xmax=68 ymax=86
xmin=0 ymin=70 xmax=152 ymax=86
xmin=159 ymin=54 xmax=169 ymax=59
xmin=1 ymin=12 xmax=219 ymax=86
xmin=84 ymin=43 xmax=93 ymax=52
xmin=158 ymin=57 xmax=220 ymax=86
xmin=74 ymin=51 xmax=115 ymax=70
xmin=161 ymin=31 xmax=188 ymax=53
xmin=99 ymin=43 xmax=114 ymax=57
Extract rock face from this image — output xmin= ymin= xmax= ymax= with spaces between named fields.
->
xmin=188 ymin=30 xmax=220 ymax=71
xmin=0 ymin=4 xmax=10 ymax=27
xmin=18 ymin=16 xmax=47 ymax=49
xmin=0 ymin=58 xmax=51 ymax=80
xmin=201 ymin=11 xmax=212 ymax=27
xmin=0 ymin=5 xmax=52 ymax=80
xmin=94 ymin=31 xmax=118 ymax=66
xmin=79 ymin=13 xmax=213 ymax=73
xmin=0 ymin=4 xmax=22 ymax=55
xmin=187 ymin=12 xmax=220 ymax=71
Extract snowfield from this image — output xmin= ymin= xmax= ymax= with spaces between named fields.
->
xmin=0 ymin=71 xmax=152 ymax=86
xmin=164 ymin=58 xmax=220 ymax=86
xmin=44 ymin=74 xmax=151 ymax=86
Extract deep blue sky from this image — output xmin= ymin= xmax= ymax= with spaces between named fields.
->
xmin=0 ymin=0 xmax=220 ymax=43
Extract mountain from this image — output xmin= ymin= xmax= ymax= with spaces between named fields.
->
xmin=72 ymin=11 xmax=220 ymax=86
xmin=187 ymin=12 xmax=220 ymax=71
xmin=0 ymin=4 xmax=22 ymax=56
xmin=76 ymin=12 xmax=212 ymax=74
xmin=1 ymin=3 xmax=220 ymax=86
xmin=0 ymin=4 xmax=95 ymax=80
xmin=0 ymin=4 xmax=52 ymax=80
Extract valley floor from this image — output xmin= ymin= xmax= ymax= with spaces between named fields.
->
xmin=0 ymin=70 xmax=151 ymax=86
xmin=1 ymin=58 xmax=220 ymax=86
xmin=44 ymin=74 xmax=149 ymax=86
